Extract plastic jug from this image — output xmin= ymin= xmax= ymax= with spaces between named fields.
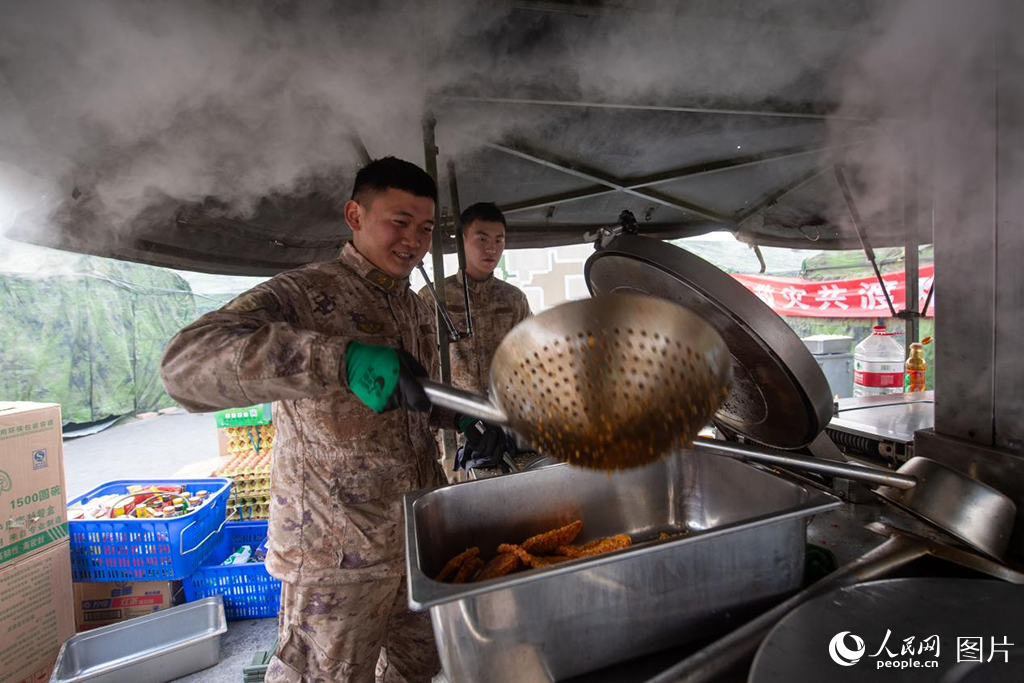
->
xmin=853 ymin=325 xmax=905 ymax=397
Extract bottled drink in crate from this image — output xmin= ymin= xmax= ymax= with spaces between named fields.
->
xmin=853 ymin=325 xmax=905 ymax=397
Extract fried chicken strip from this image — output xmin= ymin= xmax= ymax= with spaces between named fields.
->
xmin=452 ymin=556 xmax=484 ymax=584
xmin=521 ymin=520 xmax=583 ymax=555
xmin=498 ymin=543 xmax=572 ymax=569
xmin=435 ymin=547 xmax=480 ymax=582
xmin=526 ymin=553 xmax=572 ymax=567
xmin=473 ymin=552 xmax=521 ymax=581
xmin=556 ymin=533 xmax=632 ymax=558
xmin=497 ymin=543 xmax=531 ymax=565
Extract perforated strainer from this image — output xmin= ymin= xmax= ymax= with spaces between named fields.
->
xmin=420 ymin=293 xmax=733 ymax=470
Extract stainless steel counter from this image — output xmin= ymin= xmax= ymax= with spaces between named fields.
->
xmin=828 ymin=392 xmax=934 ymax=459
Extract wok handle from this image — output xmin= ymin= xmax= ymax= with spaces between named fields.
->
xmin=418 ymin=379 xmax=510 ymax=427
xmin=645 ymin=535 xmax=929 ymax=683
xmin=693 ymin=439 xmax=919 ymax=490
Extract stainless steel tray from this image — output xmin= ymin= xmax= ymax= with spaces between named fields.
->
xmin=50 ymin=596 xmax=227 ymax=683
xmin=405 ymin=449 xmax=840 ymax=683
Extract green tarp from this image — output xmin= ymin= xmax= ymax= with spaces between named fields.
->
xmin=800 ymin=245 xmax=934 ymax=281
xmin=0 ymin=244 xmax=200 ymax=424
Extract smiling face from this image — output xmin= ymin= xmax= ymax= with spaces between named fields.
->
xmin=463 ymin=219 xmax=506 ymax=281
xmin=344 ymin=188 xmax=435 ymax=279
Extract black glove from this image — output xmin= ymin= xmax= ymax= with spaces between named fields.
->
xmin=384 ymin=350 xmax=432 ymax=412
xmin=454 ymin=416 xmax=516 ymax=471
xmin=454 ymin=444 xmax=511 ymax=472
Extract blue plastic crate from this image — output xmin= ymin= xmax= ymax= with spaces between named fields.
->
xmin=67 ymin=478 xmax=232 ymax=582
xmin=182 ymin=521 xmax=281 ymax=620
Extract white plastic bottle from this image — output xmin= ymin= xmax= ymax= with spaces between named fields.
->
xmin=853 ymin=325 xmax=905 ymax=397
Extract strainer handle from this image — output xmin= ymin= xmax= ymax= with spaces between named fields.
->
xmin=693 ymin=439 xmax=918 ymax=489
xmin=418 ymin=379 xmax=510 ymax=427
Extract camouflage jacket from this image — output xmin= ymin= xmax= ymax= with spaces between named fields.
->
xmin=160 ymin=243 xmax=446 ymax=585
xmin=419 ymin=272 xmax=531 ymax=394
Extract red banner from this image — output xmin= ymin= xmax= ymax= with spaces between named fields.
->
xmin=731 ymin=265 xmax=934 ymax=318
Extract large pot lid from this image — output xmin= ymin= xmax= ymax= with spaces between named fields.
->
xmin=584 ymin=235 xmax=832 ymax=449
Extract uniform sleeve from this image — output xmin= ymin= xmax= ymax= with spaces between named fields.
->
xmin=159 ymin=276 xmax=350 ymax=413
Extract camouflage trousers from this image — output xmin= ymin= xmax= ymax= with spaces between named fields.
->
xmin=264 ymin=576 xmax=440 ymax=683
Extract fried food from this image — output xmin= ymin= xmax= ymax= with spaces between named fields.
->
xmin=497 ymin=543 xmax=531 ymax=565
xmin=436 ymin=522 xmax=631 ymax=584
xmin=498 ymin=543 xmax=572 ymax=569
xmin=659 ymin=531 xmax=685 ymax=541
xmin=556 ymin=533 xmax=632 ymax=558
xmin=525 ymin=553 xmax=572 ymax=567
xmin=521 ymin=520 xmax=583 ymax=555
xmin=452 ymin=556 xmax=484 ymax=584
xmin=474 ymin=552 xmax=521 ymax=581
xmin=435 ymin=547 xmax=479 ymax=582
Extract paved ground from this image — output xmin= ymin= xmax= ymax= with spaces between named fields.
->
xmin=175 ymin=616 xmax=278 ymax=683
xmin=63 ymin=411 xmax=220 ymax=499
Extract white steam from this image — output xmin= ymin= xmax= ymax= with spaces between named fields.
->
xmin=0 ymin=0 xmax=1013 ymax=260
xmin=0 ymin=0 xmax=492 ymax=236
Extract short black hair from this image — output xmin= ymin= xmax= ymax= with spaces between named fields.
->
xmin=460 ymin=202 xmax=506 ymax=232
xmin=351 ymin=156 xmax=437 ymax=205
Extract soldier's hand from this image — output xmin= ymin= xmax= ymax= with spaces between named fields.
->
xmin=456 ymin=416 xmax=509 ymax=460
xmin=454 ymin=444 xmax=511 ymax=472
xmin=345 ymin=341 xmax=431 ymax=413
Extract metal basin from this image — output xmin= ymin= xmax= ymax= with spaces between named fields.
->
xmin=50 ymin=596 xmax=227 ymax=683
xmin=404 ymin=449 xmax=840 ymax=682
xmin=875 ymin=456 xmax=1017 ymax=560
xmin=521 ymin=454 xmax=560 ymax=471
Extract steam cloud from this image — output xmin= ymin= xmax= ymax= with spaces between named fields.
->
xmin=0 ymin=0 xmax=1016 ymax=254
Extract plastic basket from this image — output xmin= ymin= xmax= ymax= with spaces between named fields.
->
xmin=67 ymin=478 xmax=232 ymax=582
xmin=182 ymin=521 xmax=281 ymax=620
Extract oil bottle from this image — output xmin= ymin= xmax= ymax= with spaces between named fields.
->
xmin=905 ymin=337 xmax=930 ymax=393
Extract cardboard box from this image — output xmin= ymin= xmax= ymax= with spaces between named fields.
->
xmin=72 ymin=580 xmax=181 ymax=631
xmin=0 ymin=541 xmax=74 ymax=683
xmin=0 ymin=403 xmax=68 ymax=570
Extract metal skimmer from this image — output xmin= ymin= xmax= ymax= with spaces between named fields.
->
xmin=420 ymin=293 xmax=733 ymax=470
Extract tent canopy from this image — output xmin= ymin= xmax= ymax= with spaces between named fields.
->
xmin=4 ymin=0 xmax=924 ymax=276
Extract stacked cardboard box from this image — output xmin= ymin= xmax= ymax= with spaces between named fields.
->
xmin=72 ymin=580 xmax=181 ymax=631
xmin=0 ymin=403 xmax=73 ymax=683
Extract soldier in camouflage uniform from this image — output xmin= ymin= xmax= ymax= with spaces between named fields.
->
xmin=419 ymin=202 xmax=531 ymax=394
xmin=160 ymin=157 xmax=450 ymax=683
xmin=419 ymin=203 xmax=531 ymax=468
